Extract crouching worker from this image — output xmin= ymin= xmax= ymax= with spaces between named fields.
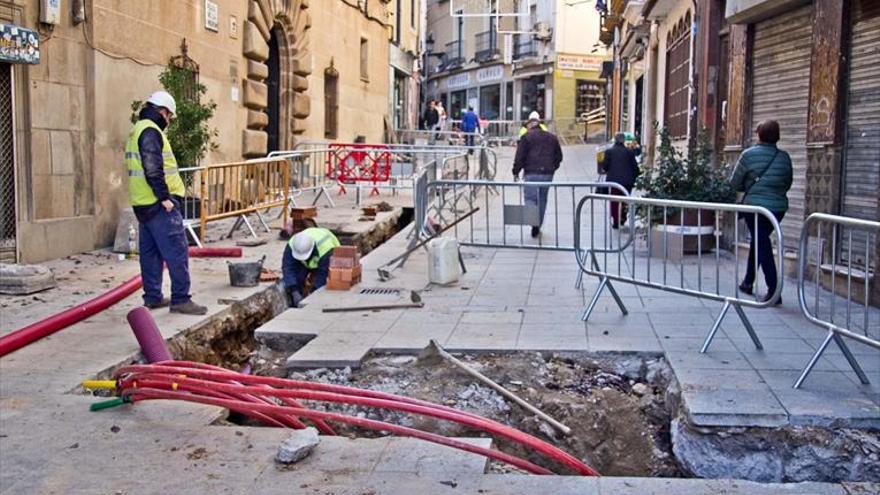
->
xmin=282 ymin=227 xmax=341 ymax=307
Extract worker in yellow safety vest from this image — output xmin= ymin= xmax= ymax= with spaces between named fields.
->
xmin=127 ymin=91 xmax=207 ymax=315
xmin=282 ymin=227 xmax=341 ymax=307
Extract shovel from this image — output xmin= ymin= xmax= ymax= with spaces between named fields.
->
xmin=418 ymin=339 xmax=571 ymax=436
xmin=377 ymin=208 xmax=480 ymax=281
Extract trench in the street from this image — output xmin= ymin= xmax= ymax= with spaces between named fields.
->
xmin=88 ymin=204 xmax=879 ymax=483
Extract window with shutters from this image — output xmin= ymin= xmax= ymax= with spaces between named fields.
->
xmin=664 ymin=13 xmax=691 ymax=139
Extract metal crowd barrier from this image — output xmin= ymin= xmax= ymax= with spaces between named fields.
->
xmin=177 ymin=165 xmax=206 ymax=247
xmin=426 ymin=179 xmax=629 ymax=252
xmin=198 ymin=156 xmax=290 ymax=241
xmin=269 ymin=142 xmax=497 ymax=207
xmin=574 ymin=193 xmax=785 ymax=353
xmin=795 ymin=213 xmax=880 ymax=389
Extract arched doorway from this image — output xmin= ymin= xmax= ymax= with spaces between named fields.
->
xmin=266 ymin=28 xmax=281 ymax=153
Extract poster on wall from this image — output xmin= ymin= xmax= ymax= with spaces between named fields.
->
xmin=0 ymin=24 xmax=39 ymax=64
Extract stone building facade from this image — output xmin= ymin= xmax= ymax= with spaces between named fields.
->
xmin=1 ymin=0 xmax=401 ymax=263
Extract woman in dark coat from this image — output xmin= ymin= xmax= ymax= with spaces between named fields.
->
xmin=729 ymin=120 xmax=793 ymax=304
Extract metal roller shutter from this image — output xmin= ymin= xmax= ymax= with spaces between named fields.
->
xmin=750 ymin=5 xmax=812 ymax=251
xmin=841 ymin=0 xmax=880 ymax=267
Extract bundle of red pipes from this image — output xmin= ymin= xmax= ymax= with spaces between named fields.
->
xmin=104 ymin=360 xmax=599 ymax=476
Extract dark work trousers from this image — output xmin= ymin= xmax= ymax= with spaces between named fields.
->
xmin=464 ymin=132 xmax=476 ymax=153
xmin=609 ymin=185 xmax=632 ymax=228
xmin=523 ymin=173 xmax=554 ymax=227
xmin=139 ymin=207 xmax=192 ymax=306
xmin=740 ymin=211 xmax=785 ymax=294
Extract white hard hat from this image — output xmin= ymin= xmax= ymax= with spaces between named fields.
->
xmin=146 ymin=91 xmax=177 ymax=115
xmin=528 ymin=111 xmax=541 ymax=121
xmin=291 ymin=231 xmax=316 ymax=261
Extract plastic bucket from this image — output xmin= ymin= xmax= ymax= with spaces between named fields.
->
xmin=227 ymin=255 xmax=266 ymax=287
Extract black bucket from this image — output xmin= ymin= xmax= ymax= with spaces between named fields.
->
xmin=227 ymin=255 xmax=266 ymax=287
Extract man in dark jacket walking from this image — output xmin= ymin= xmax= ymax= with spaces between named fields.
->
xmin=127 ymin=91 xmax=207 ymax=315
xmin=512 ymin=113 xmax=563 ymax=237
xmin=599 ymin=133 xmax=640 ymax=228
xmin=422 ymin=100 xmax=440 ymax=144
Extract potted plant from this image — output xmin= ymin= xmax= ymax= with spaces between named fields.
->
xmin=130 ymin=61 xmax=218 ymax=221
xmin=634 ymin=126 xmax=735 ymax=256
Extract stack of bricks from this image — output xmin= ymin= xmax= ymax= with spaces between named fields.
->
xmin=326 ymin=246 xmax=362 ymax=290
xmin=290 ymin=206 xmax=317 ymax=235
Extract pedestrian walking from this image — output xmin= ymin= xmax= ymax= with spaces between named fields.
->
xmin=436 ymin=101 xmax=447 ymax=135
xmin=282 ymin=227 xmax=341 ymax=307
xmin=461 ymin=105 xmax=481 ymax=154
xmin=599 ymin=133 xmax=640 ymax=229
xmin=422 ymin=100 xmax=439 ymax=145
xmin=729 ymin=119 xmax=793 ymax=305
xmin=127 ymin=91 xmax=207 ymax=315
xmin=512 ymin=112 xmax=563 ymax=238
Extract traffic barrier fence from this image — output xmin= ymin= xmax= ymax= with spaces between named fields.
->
xmin=574 ymin=193 xmax=785 ymax=353
xmin=795 ymin=213 xmax=880 ymax=389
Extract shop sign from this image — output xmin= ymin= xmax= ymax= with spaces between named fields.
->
xmin=446 ymin=72 xmax=471 ymax=90
xmin=476 ymin=66 xmax=503 ymax=83
xmin=556 ymin=54 xmax=603 ymax=72
xmin=0 ymin=24 xmax=39 ymax=65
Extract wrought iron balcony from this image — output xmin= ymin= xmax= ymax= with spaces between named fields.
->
xmin=475 ymin=30 xmax=499 ymax=63
xmin=445 ymin=40 xmax=465 ymax=70
xmin=513 ymin=35 xmax=537 ymax=59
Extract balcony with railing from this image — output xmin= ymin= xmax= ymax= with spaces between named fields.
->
xmin=444 ymin=40 xmax=465 ymax=70
xmin=474 ymin=30 xmax=499 ymax=63
xmin=513 ymin=35 xmax=537 ymax=60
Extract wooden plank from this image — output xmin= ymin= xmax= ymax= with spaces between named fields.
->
xmin=724 ymin=23 xmax=748 ymax=150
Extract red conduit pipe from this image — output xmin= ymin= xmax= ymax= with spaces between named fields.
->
xmin=0 ymin=274 xmax=144 ymax=358
xmin=124 ymin=387 xmax=555 ymax=475
xmin=127 ymin=307 xmax=172 ymax=363
xmin=118 ymin=364 xmax=598 ymax=476
xmin=188 ymin=246 xmax=242 ymax=258
xmin=142 ymin=361 xmax=337 ymax=435
xmin=0 ymin=248 xmax=243 ymax=358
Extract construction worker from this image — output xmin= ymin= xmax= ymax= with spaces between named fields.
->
xmin=127 ymin=91 xmax=207 ymax=315
xmin=517 ymin=111 xmax=548 ymax=139
xmin=282 ymin=227 xmax=341 ymax=307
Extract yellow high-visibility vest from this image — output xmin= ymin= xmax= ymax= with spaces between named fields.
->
xmin=289 ymin=228 xmax=341 ymax=269
xmin=126 ymin=119 xmax=185 ymax=206
xmin=518 ymin=123 xmax=548 ymax=138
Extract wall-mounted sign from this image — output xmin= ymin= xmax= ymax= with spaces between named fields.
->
xmin=0 ymin=24 xmax=39 ymax=65
xmin=556 ymin=54 xmax=604 ymax=72
xmin=205 ymin=0 xmax=219 ymax=32
xmin=446 ymin=72 xmax=471 ymax=90
xmin=229 ymin=15 xmax=239 ymax=39
xmin=476 ymin=66 xmax=503 ymax=83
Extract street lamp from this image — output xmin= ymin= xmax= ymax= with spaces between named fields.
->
xmin=421 ymin=32 xmax=446 ymax=129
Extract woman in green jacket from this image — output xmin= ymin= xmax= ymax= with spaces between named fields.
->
xmin=729 ymin=120 xmax=793 ymax=304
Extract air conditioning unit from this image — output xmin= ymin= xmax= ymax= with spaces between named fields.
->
xmin=534 ymin=22 xmax=552 ymax=41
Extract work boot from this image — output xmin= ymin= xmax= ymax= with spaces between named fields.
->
xmin=170 ymin=300 xmax=208 ymax=315
xmin=144 ymin=297 xmax=171 ymax=309
xmin=530 ymin=226 xmax=541 ymax=238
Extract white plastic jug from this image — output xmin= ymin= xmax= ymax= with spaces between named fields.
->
xmin=427 ymin=237 xmax=461 ymax=285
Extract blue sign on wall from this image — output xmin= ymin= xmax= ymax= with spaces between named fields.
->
xmin=0 ymin=24 xmax=40 ymax=65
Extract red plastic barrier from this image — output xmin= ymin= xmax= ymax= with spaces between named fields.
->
xmin=326 ymin=143 xmax=391 ymax=196
xmin=0 ymin=247 xmax=244 ymax=358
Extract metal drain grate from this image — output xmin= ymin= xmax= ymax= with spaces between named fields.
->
xmin=359 ymin=287 xmax=401 ymax=296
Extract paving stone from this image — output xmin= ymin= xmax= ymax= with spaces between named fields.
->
xmin=0 ymin=263 xmax=57 ymax=295
xmin=664 ymin=350 xmax=753 ymax=370
xmin=373 ymin=437 xmax=492 ymax=476
xmin=597 ymin=477 xmax=846 ymax=495
xmin=681 ymin=388 xmax=789 ymax=427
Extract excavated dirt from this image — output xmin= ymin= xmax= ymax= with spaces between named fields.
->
xmin=264 ymin=352 xmax=683 ymax=477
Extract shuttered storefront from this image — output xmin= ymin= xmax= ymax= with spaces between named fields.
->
xmin=750 ymin=4 xmax=812 ymax=251
xmin=841 ymin=0 xmax=880 ymax=266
